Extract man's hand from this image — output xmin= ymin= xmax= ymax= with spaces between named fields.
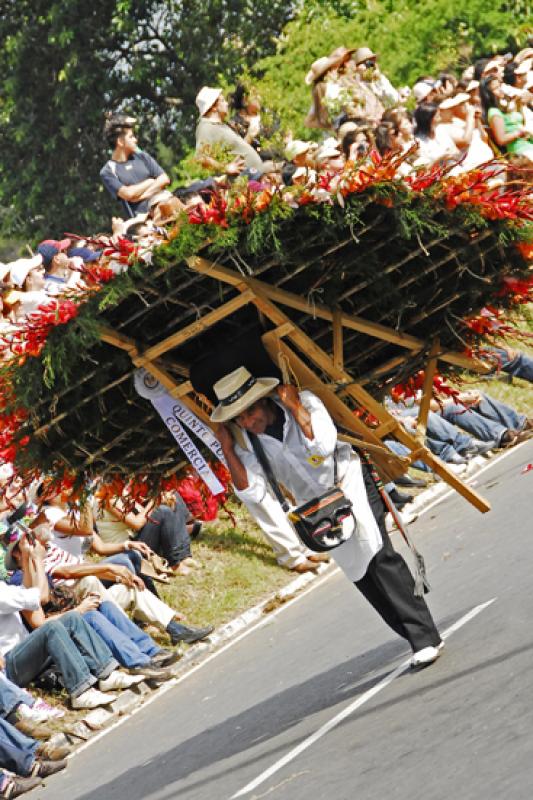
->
xmin=127 ymin=541 xmax=152 ymax=558
xmin=77 ymin=594 xmax=101 ymax=614
xmin=226 ymin=156 xmax=245 ymax=176
xmin=216 ymin=423 xmax=234 ymax=452
xmin=276 ymin=384 xmax=301 ymax=414
xmin=108 ymin=564 xmax=143 ymax=589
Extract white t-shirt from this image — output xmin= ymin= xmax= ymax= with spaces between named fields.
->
xmin=0 ymin=583 xmax=41 ymax=655
xmin=43 ymin=505 xmax=86 ymax=559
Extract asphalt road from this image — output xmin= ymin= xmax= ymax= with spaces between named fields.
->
xmin=33 ymin=441 xmax=533 ymax=800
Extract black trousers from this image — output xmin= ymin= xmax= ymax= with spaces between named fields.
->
xmin=354 ymin=464 xmax=441 ymax=652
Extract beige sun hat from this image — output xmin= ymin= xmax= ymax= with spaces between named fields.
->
xmin=211 ymin=366 xmax=279 ymax=423
xmin=285 ymin=139 xmax=313 ymax=160
xmin=316 ymin=137 xmax=342 ymax=162
xmin=353 ymin=46 xmax=377 ymax=65
xmin=439 ymin=92 xmax=471 ymax=109
xmin=466 ymin=80 xmax=479 ymax=92
xmin=305 ymin=46 xmax=354 ymax=85
xmin=515 ymin=58 xmax=532 ymax=75
xmin=8 ymin=254 xmax=43 ymax=288
xmin=515 ymin=47 xmax=533 ymax=64
xmin=196 ymin=86 xmax=223 ymax=116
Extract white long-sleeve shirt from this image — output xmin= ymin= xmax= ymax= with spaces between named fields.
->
xmin=234 ymin=391 xmax=383 ymax=580
xmin=0 ymin=583 xmax=41 ymax=655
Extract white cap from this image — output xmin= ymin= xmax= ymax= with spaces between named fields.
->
xmin=316 ymin=137 xmax=342 ymax=162
xmin=466 ymin=80 xmax=479 ymax=92
xmin=515 ymin=58 xmax=532 ymax=75
xmin=413 ymin=81 xmax=435 ymax=103
xmin=196 ymin=86 xmax=222 ymax=116
xmin=285 ymin=139 xmax=313 ymax=160
xmin=8 ymin=254 xmax=43 ymax=288
xmin=439 ymin=92 xmax=470 ymax=109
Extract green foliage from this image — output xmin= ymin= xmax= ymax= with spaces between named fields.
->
xmin=0 ymin=0 xmax=295 ymax=239
xmin=254 ymin=0 xmax=531 ymax=139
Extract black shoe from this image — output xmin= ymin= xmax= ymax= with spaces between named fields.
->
xmin=388 ymin=488 xmax=413 ymax=509
xmin=395 ymin=475 xmax=427 ymax=488
xmin=189 ymin=521 xmax=202 ymax=540
xmin=170 ymin=625 xmax=214 ymax=645
xmin=1 ymin=776 xmax=42 ymax=798
xmin=150 ymin=649 xmax=182 ymax=668
xmin=33 ymin=759 xmax=68 ymax=778
xmin=129 ymin=665 xmax=176 ymax=683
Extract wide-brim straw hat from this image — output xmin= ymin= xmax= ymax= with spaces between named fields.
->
xmin=515 ymin=58 xmax=532 ymax=75
xmin=211 ymin=366 xmax=279 ymax=423
xmin=439 ymin=92 xmax=471 ymax=109
xmin=353 ymin=46 xmax=377 ymax=65
xmin=305 ymin=46 xmax=354 ymax=85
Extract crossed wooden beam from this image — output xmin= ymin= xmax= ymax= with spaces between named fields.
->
xmin=98 ymin=255 xmax=491 ymax=513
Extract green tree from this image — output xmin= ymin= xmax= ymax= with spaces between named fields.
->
xmin=254 ymin=0 xmax=531 ymax=139
xmin=0 ymin=0 xmax=295 ymax=239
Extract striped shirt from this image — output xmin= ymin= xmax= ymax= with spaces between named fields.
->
xmin=43 ymin=542 xmax=81 ymax=585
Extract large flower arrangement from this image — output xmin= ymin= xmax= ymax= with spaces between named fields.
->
xmin=0 ymin=153 xmax=530 ymax=512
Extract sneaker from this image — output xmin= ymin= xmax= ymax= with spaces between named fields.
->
xmin=32 ymin=698 xmax=65 ymax=719
xmin=32 ymin=759 xmax=68 ymax=778
xmin=0 ymin=775 xmax=42 ymax=798
xmin=168 ymin=624 xmax=214 ymax=645
xmin=291 ymin=559 xmax=320 ymax=574
xmin=17 ymin=701 xmax=61 ymax=724
xmin=149 ymin=649 xmax=182 ymax=668
xmin=98 ymin=670 xmax=145 ymax=692
xmin=463 ymin=439 xmax=496 ymax=457
xmin=448 ymin=452 xmax=467 ymax=465
xmin=411 ymin=645 xmax=441 ymax=668
xmin=130 ymin=665 xmax=175 ymax=685
xmin=71 ymin=687 xmax=117 ymax=710
xmin=36 ymin=741 xmax=71 ymax=761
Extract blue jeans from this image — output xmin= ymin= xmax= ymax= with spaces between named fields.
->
xmin=395 ymin=409 xmax=473 ymax=461
xmin=6 ymin=611 xmax=118 ymax=699
xmin=385 ymin=440 xmax=432 ymax=472
xmin=83 ymin=601 xmax=160 ymax=669
xmin=136 ymin=501 xmax=191 ymax=567
xmin=487 ymin=347 xmax=533 ymax=383
xmin=440 ymin=394 xmax=526 ymax=445
xmin=0 ymin=673 xmax=34 ymax=719
xmin=0 ymin=717 xmax=37 ymax=776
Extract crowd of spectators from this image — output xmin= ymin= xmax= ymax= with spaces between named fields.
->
xmin=0 ymin=39 xmax=531 ymax=796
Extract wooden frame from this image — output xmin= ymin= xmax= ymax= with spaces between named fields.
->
xmin=96 ymin=256 xmax=492 ymax=513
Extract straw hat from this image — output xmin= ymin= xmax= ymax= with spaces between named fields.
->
xmin=515 ymin=58 xmax=532 ymax=75
xmin=316 ymin=137 xmax=342 ymax=162
xmin=353 ymin=46 xmax=377 ymax=65
xmin=515 ymin=47 xmax=533 ymax=64
xmin=196 ymin=86 xmax=222 ymax=117
xmin=211 ymin=366 xmax=279 ymax=423
xmin=305 ymin=46 xmax=354 ymax=85
xmin=439 ymin=92 xmax=470 ymax=109
xmin=466 ymin=80 xmax=479 ymax=92
xmin=285 ymin=139 xmax=313 ymax=160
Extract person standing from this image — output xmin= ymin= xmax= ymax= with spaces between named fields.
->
xmin=100 ymin=114 xmax=170 ymax=217
xmin=212 ymin=367 xmax=443 ymax=668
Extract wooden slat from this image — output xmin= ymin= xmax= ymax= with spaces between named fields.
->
xmin=332 ymin=308 xmax=344 ymax=371
xmin=255 ymin=290 xmax=490 ymax=512
xmin=136 ymin=289 xmax=254 ymax=364
xmin=187 ymin=256 xmax=490 ymax=373
xmin=416 ymin=339 xmax=440 ymax=438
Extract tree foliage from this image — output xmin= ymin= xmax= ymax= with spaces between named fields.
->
xmin=0 ymin=0 xmax=294 ymax=239
xmin=255 ymin=0 xmax=531 ymax=138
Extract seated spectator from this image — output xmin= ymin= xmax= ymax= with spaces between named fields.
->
xmin=413 ymin=102 xmax=459 ymax=165
xmin=0 ymin=534 xmax=126 ymax=710
xmin=480 ymin=75 xmax=533 ymax=161
xmin=0 ymin=716 xmax=66 ymax=791
xmin=433 ymin=391 xmax=532 ymax=448
xmin=352 ymin=46 xmax=399 ymax=110
xmin=5 ymin=256 xmax=48 ymax=317
xmin=412 ymin=78 xmax=441 ymax=105
xmin=229 ymin=84 xmax=263 ymax=153
xmin=100 ymin=114 xmax=170 ymax=218
xmin=27 ymin=516 xmax=213 ymax=646
xmin=381 ymin=107 xmax=415 ymax=153
xmin=97 ymin=491 xmax=200 ymax=576
xmin=195 ymin=87 xmax=268 ymax=177
xmin=4 ymin=543 xmax=178 ymax=681
xmin=437 ymin=93 xmax=476 ymax=152
xmin=483 ymin=345 xmax=533 ymax=384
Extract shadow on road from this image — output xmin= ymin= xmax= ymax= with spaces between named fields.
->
xmin=68 ymin=607 xmax=532 ymax=800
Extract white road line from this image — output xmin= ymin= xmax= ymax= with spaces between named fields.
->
xmin=231 ymin=597 xmax=496 ymax=799
xmin=69 ymin=567 xmax=340 ymax=760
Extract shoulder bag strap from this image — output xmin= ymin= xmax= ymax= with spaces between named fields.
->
xmin=248 ymin=433 xmax=289 ymax=512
